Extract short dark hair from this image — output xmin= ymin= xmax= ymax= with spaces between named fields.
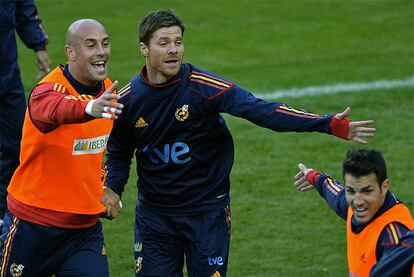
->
xmin=139 ymin=10 xmax=185 ymax=44
xmin=342 ymin=148 xmax=387 ymax=186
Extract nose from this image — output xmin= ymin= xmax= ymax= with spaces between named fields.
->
xmin=353 ymin=192 xmax=364 ymax=206
xmin=168 ymin=43 xmax=178 ymax=54
xmin=96 ymin=44 xmax=106 ymax=56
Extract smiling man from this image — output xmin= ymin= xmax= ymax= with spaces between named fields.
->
xmin=105 ymin=10 xmax=377 ymax=277
xmin=294 ymin=148 xmax=414 ymax=276
xmin=0 ymin=19 xmax=123 ymax=277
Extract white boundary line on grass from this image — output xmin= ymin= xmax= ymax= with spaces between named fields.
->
xmin=256 ymin=77 xmax=414 ymax=100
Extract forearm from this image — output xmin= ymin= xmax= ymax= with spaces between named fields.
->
xmin=15 ymin=0 xmax=48 ymax=51
xmin=29 ymin=83 xmax=93 ymax=132
xmin=105 ymin=155 xmax=132 ymax=197
xmin=105 ymin=120 xmax=136 ymax=197
xmin=219 ymin=86 xmax=349 ymax=137
xmin=307 ymin=172 xmax=348 ymax=220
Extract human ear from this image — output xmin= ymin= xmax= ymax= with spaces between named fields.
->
xmin=380 ymin=179 xmax=390 ymax=195
xmin=140 ymin=42 xmax=149 ymax=57
xmin=65 ymin=45 xmax=76 ymax=62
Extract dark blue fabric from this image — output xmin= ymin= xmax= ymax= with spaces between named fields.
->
xmin=0 ymin=0 xmax=48 ymax=219
xmin=0 ymin=212 xmax=108 ymax=277
xmin=134 ymin=204 xmax=231 ymax=277
xmin=370 ymin=229 xmax=414 ymax=277
xmin=106 ymin=63 xmax=334 ymax=215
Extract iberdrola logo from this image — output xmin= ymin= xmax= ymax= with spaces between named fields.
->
xmin=73 ymin=134 xmax=109 ymax=155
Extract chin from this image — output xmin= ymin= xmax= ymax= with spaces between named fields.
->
xmin=93 ymin=73 xmax=107 ymax=82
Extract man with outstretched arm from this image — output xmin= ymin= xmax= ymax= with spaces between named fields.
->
xmin=295 ymin=148 xmax=414 ymax=277
xmin=0 ymin=19 xmax=123 ymax=277
xmin=105 ymin=10 xmax=376 ymax=277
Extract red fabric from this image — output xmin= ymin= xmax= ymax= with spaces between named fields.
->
xmin=305 ymin=170 xmax=321 ymax=186
xmin=8 ymin=194 xmax=99 ymax=228
xmin=329 ymin=116 xmax=350 ymax=140
xmin=29 ymin=83 xmax=92 ymax=133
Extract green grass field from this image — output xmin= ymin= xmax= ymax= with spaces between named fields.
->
xmin=16 ymin=0 xmax=414 ymax=276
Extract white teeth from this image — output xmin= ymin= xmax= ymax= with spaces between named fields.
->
xmin=92 ymin=61 xmax=105 ymax=65
xmin=355 ymin=208 xmax=366 ymax=212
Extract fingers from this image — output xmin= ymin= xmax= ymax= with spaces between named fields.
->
xmin=36 ymin=50 xmax=52 ymax=71
xmin=349 ymin=121 xmax=376 ymax=144
xmin=106 ymin=80 xmax=119 ymax=94
xmin=91 ymin=81 xmax=124 ymax=119
xmin=335 ymin=107 xmax=351 ymax=120
xmin=350 ymin=120 xmax=374 ymax=127
xmin=351 ymin=137 xmax=368 ymax=144
xmin=101 ymin=187 xmax=122 ymax=220
xmin=298 ymin=163 xmax=307 ymax=172
xmin=294 ymin=174 xmax=313 ymax=192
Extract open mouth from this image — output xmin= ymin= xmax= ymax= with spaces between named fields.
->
xmin=353 ymin=206 xmax=368 ymax=217
xmin=91 ymin=60 xmax=106 ymax=72
xmin=165 ymin=59 xmax=179 ymax=67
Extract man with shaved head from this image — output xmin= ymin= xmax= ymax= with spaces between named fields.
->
xmin=0 ymin=19 xmax=123 ymax=277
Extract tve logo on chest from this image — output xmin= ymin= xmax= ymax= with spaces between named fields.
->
xmin=144 ymin=142 xmax=191 ymax=164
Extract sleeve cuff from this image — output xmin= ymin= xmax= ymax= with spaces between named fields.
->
xmin=329 ymin=116 xmax=350 ymax=140
xmin=305 ymin=170 xmax=321 ymax=186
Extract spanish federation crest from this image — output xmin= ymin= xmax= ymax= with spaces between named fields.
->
xmin=175 ymin=105 xmax=189 ymax=121
xmin=10 ymin=263 xmax=24 ymax=277
xmin=135 ymin=257 xmax=143 ymax=273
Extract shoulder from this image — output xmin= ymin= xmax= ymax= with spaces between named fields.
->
xmin=186 ymin=64 xmax=235 ymax=99
xmin=380 ymin=222 xmax=411 ymax=245
xmin=31 ymin=82 xmax=69 ymax=97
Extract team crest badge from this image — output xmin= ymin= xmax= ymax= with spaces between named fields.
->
xmin=135 ymin=257 xmax=143 ymax=273
xmin=10 ymin=263 xmax=24 ymax=277
xmin=175 ymin=105 xmax=189 ymax=121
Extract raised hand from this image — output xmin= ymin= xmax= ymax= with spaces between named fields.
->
xmin=335 ymin=107 xmax=376 ymax=144
xmin=294 ymin=163 xmax=314 ymax=192
xmin=90 ymin=81 xmax=124 ymax=119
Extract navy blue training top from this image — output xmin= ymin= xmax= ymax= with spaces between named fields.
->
xmin=106 ymin=63 xmax=338 ymax=215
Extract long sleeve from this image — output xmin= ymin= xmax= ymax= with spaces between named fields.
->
xmin=105 ymin=117 xmax=135 ymax=198
xmin=212 ymin=85 xmax=348 ymax=138
xmin=15 ymin=0 xmax=48 ymax=52
xmin=308 ymin=172 xmax=349 ymax=220
xmin=29 ymin=83 xmax=92 ymax=133
xmin=371 ymin=229 xmax=414 ymax=277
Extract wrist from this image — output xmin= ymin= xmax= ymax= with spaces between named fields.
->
xmin=305 ymin=170 xmax=320 ymax=186
xmin=85 ymin=100 xmax=96 ymax=116
xmin=329 ymin=116 xmax=350 ymax=140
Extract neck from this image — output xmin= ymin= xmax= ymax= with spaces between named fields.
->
xmin=67 ymin=64 xmax=97 ymax=86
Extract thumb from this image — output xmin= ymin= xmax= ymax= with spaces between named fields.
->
xmin=298 ymin=163 xmax=308 ymax=173
xmin=335 ymin=107 xmax=351 ymax=120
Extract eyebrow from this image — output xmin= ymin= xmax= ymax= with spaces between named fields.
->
xmin=83 ymin=37 xmax=109 ymax=43
xmin=157 ymin=36 xmax=182 ymax=40
xmin=347 ymin=184 xmax=372 ymax=191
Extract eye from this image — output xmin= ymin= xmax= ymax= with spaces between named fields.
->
xmin=159 ymin=41 xmax=167 ymax=46
xmin=176 ymin=40 xmax=182 ymax=46
xmin=346 ymin=188 xmax=355 ymax=194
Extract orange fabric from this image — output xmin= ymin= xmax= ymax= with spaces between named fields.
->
xmin=347 ymin=204 xmax=414 ymax=277
xmin=8 ymin=66 xmax=114 ymax=215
